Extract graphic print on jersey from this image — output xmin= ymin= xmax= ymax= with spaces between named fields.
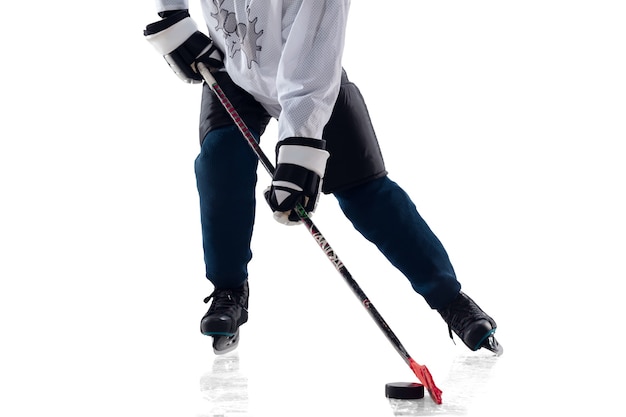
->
xmin=210 ymin=0 xmax=264 ymax=68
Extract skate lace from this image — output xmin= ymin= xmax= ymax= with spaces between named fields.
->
xmin=203 ymin=289 xmax=247 ymax=315
xmin=439 ymin=293 xmax=486 ymax=341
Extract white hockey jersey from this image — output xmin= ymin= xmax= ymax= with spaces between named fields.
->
xmin=155 ymin=0 xmax=351 ymax=141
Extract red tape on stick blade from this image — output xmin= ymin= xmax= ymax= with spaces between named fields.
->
xmin=409 ymin=358 xmax=443 ymax=404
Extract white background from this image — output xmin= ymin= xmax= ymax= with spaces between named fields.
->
xmin=1 ymin=1 xmax=625 ymax=416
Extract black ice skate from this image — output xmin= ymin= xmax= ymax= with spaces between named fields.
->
xmin=201 ymin=281 xmax=249 ymax=355
xmin=438 ymin=291 xmax=503 ymax=356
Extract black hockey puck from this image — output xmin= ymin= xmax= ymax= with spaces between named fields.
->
xmin=385 ymin=382 xmax=425 ymax=399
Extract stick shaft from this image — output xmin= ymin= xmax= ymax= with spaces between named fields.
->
xmin=197 ymin=63 xmax=441 ymax=403
xmin=197 ymin=66 xmax=275 ymax=176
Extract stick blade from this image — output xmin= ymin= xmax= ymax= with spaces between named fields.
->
xmin=409 ymin=358 xmax=443 ymax=404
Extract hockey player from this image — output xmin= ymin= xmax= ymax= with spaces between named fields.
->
xmin=144 ymin=1 xmax=502 ymax=355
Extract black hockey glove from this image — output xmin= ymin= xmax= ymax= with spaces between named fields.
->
xmin=264 ymin=138 xmax=330 ymax=225
xmin=144 ymin=10 xmax=223 ymax=84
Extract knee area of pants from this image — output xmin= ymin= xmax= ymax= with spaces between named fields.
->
xmin=199 ymin=126 xmax=260 ymax=164
xmin=335 ymin=176 xmax=396 ymax=206
xmin=199 ymin=129 xmax=237 ymax=156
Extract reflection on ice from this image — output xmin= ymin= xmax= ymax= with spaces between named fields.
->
xmin=195 ymin=344 xmax=500 ymax=416
xmin=388 ymin=353 xmax=499 ymax=416
xmin=199 ymin=352 xmax=249 ymax=416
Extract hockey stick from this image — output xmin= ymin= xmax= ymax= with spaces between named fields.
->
xmin=197 ymin=63 xmax=443 ymax=404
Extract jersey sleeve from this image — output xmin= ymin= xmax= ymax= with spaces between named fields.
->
xmin=276 ymin=1 xmax=351 ymax=142
xmin=154 ymin=0 xmax=189 ymax=14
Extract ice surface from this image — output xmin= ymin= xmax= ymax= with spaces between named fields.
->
xmin=200 ymin=352 xmax=249 ymax=416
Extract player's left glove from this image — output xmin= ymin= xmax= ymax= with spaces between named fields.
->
xmin=264 ymin=138 xmax=330 ymax=225
xmin=144 ymin=10 xmax=223 ymax=83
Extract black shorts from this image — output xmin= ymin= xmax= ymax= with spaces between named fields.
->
xmin=199 ymin=70 xmax=387 ymax=194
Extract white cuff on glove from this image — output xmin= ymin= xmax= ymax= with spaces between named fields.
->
xmin=276 ymin=144 xmax=329 ymax=178
xmin=145 ymin=16 xmax=198 ymax=55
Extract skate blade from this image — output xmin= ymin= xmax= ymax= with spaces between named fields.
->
xmin=212 ymin=330 xmax=240 ymax=355
xmin=482 ymin=335 xmax=503 ymax=356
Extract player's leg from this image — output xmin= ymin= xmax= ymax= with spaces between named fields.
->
xmin=333 ymin=176 xmax=461 ymax=308
xmin=194 ymin=125 xmax=257 ymax=345
xmin=325 ymin=71 xmax=501 ymax=354
xmin=194 ymin=75 xmax=271 ymax=353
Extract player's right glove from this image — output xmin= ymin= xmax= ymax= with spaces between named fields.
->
xmin=144 ymin=10 xmax=223 ymax=83
xmin=264 ymin=137 xmax=330 ymax=225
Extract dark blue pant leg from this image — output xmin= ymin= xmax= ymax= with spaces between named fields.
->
xmin=194 ymin=125 xmax=259 ymax=289
xmin=333 ymin=176 xmax=461 ymax=309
